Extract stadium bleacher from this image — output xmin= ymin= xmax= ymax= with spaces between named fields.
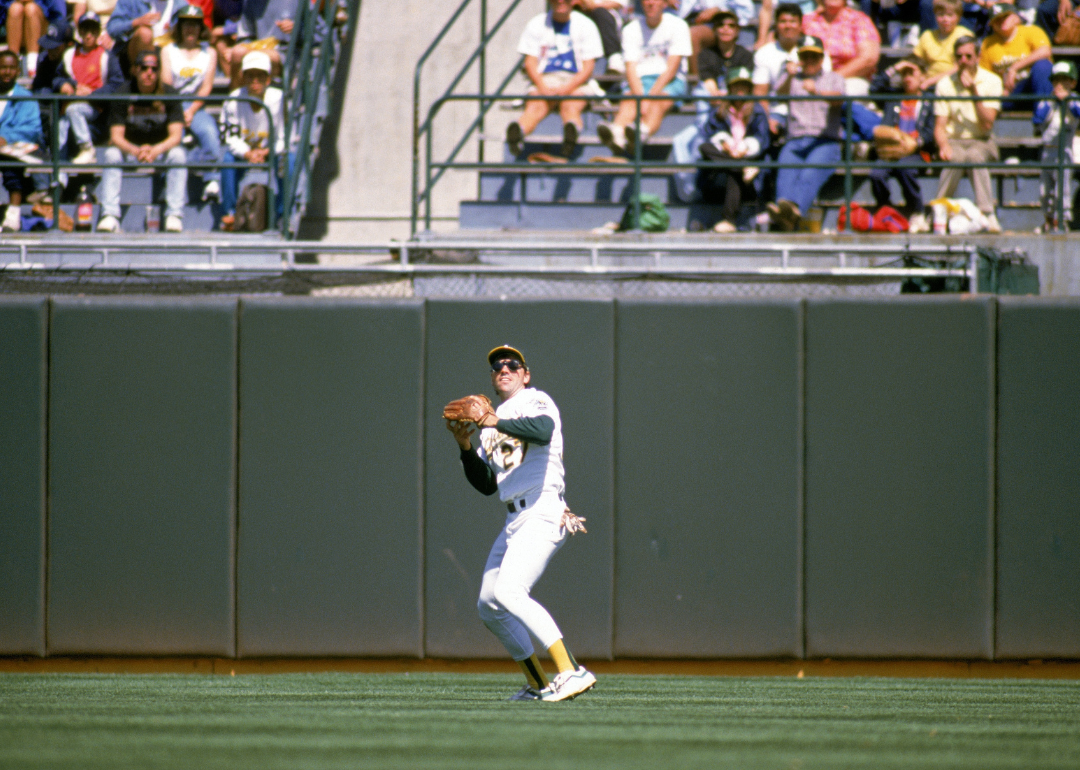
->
xmin=0 ymin=0 xmax=348 ymax=236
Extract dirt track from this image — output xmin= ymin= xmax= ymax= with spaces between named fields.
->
xmin=3 ymin=657 xmax=1079 ymax=679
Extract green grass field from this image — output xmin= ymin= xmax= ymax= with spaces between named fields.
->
xmin=2 ymin=672 xmax=1079 ymax=769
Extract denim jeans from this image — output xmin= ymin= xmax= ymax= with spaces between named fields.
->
xmin=222 ymin=149 xmax=295 ymax=217
xmin=58 ymin=101 xmax=96 ymax=150
xmin=184 ymin=105 xmax=222 ymax=185
xmin=776 ymin=136 xmax=842 ymax=215
xmin=100 ymin=145 xmax=188 ymax=219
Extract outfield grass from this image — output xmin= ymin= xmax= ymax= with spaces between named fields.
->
xmin=1 ymin=673 xmax=1079 ymax=769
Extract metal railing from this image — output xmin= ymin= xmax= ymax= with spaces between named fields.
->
xmin=415 ymin=86 xmax=1074 ymax=234
xmin=279 ymin=0 xmax=357 ymax=237
xmin=411 ymin=0 xmax=528 ymax=236
xmin=0 ymin=92 xmax=279 ymax=229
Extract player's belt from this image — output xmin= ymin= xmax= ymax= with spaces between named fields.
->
xmin=506 ymin=491 xmax=562 ymax=513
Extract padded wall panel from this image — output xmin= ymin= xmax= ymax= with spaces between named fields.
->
xmin=804 ymin=297 xmax=994 ymax=658
xmin=424 ymin=301 xmax=615 ymax=659
xmin=996 ymin=299 xmax=1080 ymax=658
xmin=0 ymin=298 xmax=47 ymax=655
xmin=237 ymin=299 xmax=424 ymax=656
xmin=614 ymin=301 xmax=802 ymax=657
xmin=48 ymin=298 xmax=237 ymax=655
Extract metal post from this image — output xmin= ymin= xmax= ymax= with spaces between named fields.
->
xmin=632 ymin=95 xmax=642 ymax=230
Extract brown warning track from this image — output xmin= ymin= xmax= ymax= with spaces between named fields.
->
xmin=2 ymin=657 xmax=1079 ymax=678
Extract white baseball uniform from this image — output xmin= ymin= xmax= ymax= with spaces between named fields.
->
xmin=461 ymin=387 xmax=570 ymax=661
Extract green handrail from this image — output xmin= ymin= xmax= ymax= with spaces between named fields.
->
xmin=411 ymin=0 xmax=528 ymax=235
xmin=420 ymin=89 xmax=1066 ymax=233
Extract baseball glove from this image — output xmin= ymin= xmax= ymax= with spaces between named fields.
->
xmin=873 ymin=125 xmax=918 ymax=161
xmin=442 ymin=394 xmax=495 ymax=424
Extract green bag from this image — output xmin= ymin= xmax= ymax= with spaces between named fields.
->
xmin=618 ymin=193 xmax=670 ymax=233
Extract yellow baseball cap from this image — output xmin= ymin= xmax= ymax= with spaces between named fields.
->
xmin=488 ymin=345 xmax=527 ymax=368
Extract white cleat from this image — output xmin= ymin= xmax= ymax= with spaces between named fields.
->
xmin=540 ymin=667 xmax=596 ymax=702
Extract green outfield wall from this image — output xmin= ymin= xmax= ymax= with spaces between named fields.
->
xmin=1 ymin=296 xmax=1076 ymax=660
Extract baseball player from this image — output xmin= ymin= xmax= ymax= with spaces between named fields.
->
xmin=445 ymin=345 xmax=595 ymax=702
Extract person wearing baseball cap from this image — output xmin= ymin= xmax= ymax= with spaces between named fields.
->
xmin=217 ymin=49 xmax=284 ymax=231
xmin=161 ymin=4 xmax=222 ymax=204
xmin=693 ymin=64 xmax=770 ymax=232
xmin=767 ymin=34 xmax=845 ymax=232
xmin=445 ymin=346 xmax=596 ymax=703
xmin=97 ymin=47 xmax=188 ymax=233
xmin=1033 ymin=60 xmax=1080 ymax=231
xmin=979 ymin=1 xmax=1053 ymax=101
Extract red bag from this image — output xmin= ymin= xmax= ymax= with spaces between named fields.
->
xmin=871 ymin=205 xmax=909 ymax=233
xmin=837 ymin=202 xmax=872 ymax=232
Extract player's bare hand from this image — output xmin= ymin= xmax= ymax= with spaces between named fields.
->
xmin=446 ymin=418 xmax=475 ymax=450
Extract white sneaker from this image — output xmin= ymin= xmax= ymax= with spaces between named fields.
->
xmin=540 ymin=667 xmax=596 ymax=702
xmin=165 ymin=214 xmax=183 ymax=232
xmin=202 ymin=179 xmax=220 ymax=202
xmin=72 ymin=144 xmax=97 ymax=165
xmin=606 ymin=53 xmax=625 ymax=75
xmin=908 ymin=212 xmax=929 ymax=233
xmin=2 ymin=205 xmax=21 ymax=232
xmin=508 ymin=685 xmax=544 ymax=701
xmin=96 ymin=214 xmax=120 ymax=233
xmin=985 ymin=213 xmax=1002 ymax=234
xmin=713 ymin=220 xmax=737 ymax=233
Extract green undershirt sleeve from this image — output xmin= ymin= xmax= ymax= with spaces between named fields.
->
xmin=495 ymin=415 xmax=554 ymax=446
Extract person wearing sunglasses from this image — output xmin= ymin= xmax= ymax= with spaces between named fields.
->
xmin=933 ymin=35 xmax=1003 ymax=232
xmin=98 ymin=47 xmax=187 ymax=232
xmin=445 ymin=345 xmax=596 ymax=703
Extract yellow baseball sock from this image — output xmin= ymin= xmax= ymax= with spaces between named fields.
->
xmin=517 ymin=654 xmax=549 ymax=690
xmin=547 ymin=639 xmax=578 ymax=674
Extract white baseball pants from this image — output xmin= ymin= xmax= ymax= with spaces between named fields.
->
xmin=477 ymin=493 xmax=568 ymax=661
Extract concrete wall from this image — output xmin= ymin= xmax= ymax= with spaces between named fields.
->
xmin=3 ymin=295 xmax=1078 ymax=659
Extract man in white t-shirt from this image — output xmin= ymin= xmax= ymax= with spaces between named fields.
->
xmin=752 ymin=2 xmax=831 ymax=137
xmin=507 ymin=0 xmax=603 ymax=158
xmin=596 ymin=0 xmax=691 ymax=155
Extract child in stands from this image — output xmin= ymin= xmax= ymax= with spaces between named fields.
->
xmin=55 ymin=12 xmax=124 ymax=165
xmin=911 ymin=0 xmax=973 ymax=91
xmin=1033 ymin=60 xmax=1080 ymax=231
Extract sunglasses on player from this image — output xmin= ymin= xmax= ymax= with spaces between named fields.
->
xmin=491 ymin=359 xmax=525 ymax=372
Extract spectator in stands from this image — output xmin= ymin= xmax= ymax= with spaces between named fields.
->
xmin=2 ymin=0 xmax=66 ymax=79
xmin=596 ymin=0 xmax=691 ymax=156
xmin=697 ymin=8 xmax=755 ymax=101
xmin=769 ymin=35 xmax=845 ymax=231
xmin=1033 ymin=60 xmax=1080 ymax=231
xmin=934 ymin=35 xmax=1003 ymax=232
xmin=32 ymin=19 xmax=72 ymax=101
xmin=861 ymin=0 xmax=936 ymax=45
xmin=1035 ymin=0 xmax=1075 ymax=44
xmin=753 ymin=3 xmax=832 ymax=138
xmin=802 ymin=0 xmax=881 ymax=97
xmin=162 ymin=4 xmax=221 ymax=202
xmin=213 ymin=0 xmax=244 ymax=77
xmin=507 ymin=0 xmax=603 ymax=159
xmin=911 ymin=0 xmax=973 ymax=91
xmin=73 ymin=0 xmax=119 ymax=49
xmin=979 ymin=3 xmax=1053 ymax=108
xmin=218 ymin=51 xmax=284 ymax=231
xmin=108 ymin=0 xmax=179 ymax=71
xmin=575 ymin=0 xmax=629 ymax=74
xmin=864 ymin=59 xmax=936 ymax=230
xmin=97 ymin=48 xmax=187 ymax=233
xmin=756 ymin=0 xmax=824 ymax=50
xmin=670 ymin=0 xmax=756 ymax=75
xmin=228 ymin=0 xmax=299 ymax=89
xmin=0 ymin=50 xmax=44 ymax=231
xmin=695 ymin=67 xmax=770 ymax=231
xmin=54 ymin=13 xmax=125 ymax=166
